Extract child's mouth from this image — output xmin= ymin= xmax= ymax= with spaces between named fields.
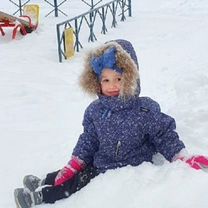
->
xmin=108 ymin=91 xmax=120 ymax=96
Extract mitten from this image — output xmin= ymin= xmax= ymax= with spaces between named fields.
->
xmin=179 ymin=155 xmax=208 ymax=170
xmin=54 ymin=156 xmax=85 ymax=186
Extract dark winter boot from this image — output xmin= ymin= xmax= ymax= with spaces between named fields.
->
xmin=14 ymin=188 xmax=43 ymax=208
xmin=23 ymin=175 xmax=44 ymax=192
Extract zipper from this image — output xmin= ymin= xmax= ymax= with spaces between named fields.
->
xmin=115 ymin=141 xmax=121 ymax=160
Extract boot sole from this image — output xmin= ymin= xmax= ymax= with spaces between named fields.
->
xmin=14 ymin=189 xmax=22 ymax=208
xmin=14 ymin=188 xmax=33 ymax=208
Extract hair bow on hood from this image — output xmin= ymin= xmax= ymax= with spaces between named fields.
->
xmin=80 ymin=39 xmax=140 ymax=97
xmin=90 ymin=47 xmax=123 ymax=78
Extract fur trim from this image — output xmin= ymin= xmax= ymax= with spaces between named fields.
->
xmin=79 ymin=41 xmax=140 ymax=97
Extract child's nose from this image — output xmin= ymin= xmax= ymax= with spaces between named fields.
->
xmin=110 ymin=82 xmax=118 ymax=89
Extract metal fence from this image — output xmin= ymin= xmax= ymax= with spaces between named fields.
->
xmin=81 ymin=0 xmax=103 ymax=10
xmin=56 ymin=0 xmax=132 ymax=62
xmin=44 ymin=0 xmax=68 ymax=17
xmin=8 ymin=0 xmax=103 ymax=17
xmin=9 ymin=0 xmax=31 ymax=15
xmin=9 ymin=0 xmax=70 ymax=17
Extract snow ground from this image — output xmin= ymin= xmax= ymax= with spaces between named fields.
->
xmin=0 ymin=0 xmax=208 ymax=207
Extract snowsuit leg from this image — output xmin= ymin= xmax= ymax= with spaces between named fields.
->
xmin=42 ymin=164 xmax=99 ymax=204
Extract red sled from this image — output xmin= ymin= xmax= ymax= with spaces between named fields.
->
xmin=0 ymin=4 xmax=40 ymax=39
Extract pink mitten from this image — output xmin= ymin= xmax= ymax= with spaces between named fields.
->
xmin=55 ymin=156 xmax=85 ymax=186
xmin=180 ymin=155 xmax=208 ymax=170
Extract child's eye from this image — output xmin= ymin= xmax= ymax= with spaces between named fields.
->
xmin=117 ymin=78 xmax=121 ymax=81
xmin=101 ymin=79 xmax=109 ymax=83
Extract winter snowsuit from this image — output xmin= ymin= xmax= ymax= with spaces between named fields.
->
xmin=42 ymin=39 xmax=185 ymax=203
xmin=73 ymin=39 xmax=185 ymax=171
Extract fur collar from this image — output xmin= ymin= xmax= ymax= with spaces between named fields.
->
xmin=79 ymin=41 xmax=140 ymax=98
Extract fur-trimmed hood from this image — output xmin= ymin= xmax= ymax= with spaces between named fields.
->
xmin=79 ymin=39 xmax=140 ymax=97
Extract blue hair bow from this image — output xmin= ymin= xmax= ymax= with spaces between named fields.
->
xmin=91 ymin=47 xmax=122 ymax=78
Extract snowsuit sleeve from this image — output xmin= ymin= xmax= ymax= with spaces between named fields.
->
xmin=72 ymin=104 xmax=99 ymax=164
xmin=143 ymin=98 xmax=185 ymax=162
xmin=141 ymin=97 xmax=185 ymax=162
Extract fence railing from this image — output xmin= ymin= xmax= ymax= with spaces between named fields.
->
xmin=9 ymin=0 xmax=31 ymax=15
xmin=56 ymin=0 xmax=132 ymax=62
xmin=8 ymin=0 xmax=103 ymax=17
xmin=8 ymin=0 xmax=70 ymax=17
xmin=81 ymin=0 xmax=103 ymax=10
xmin=44 ymin=0 xmax=68 ymax=17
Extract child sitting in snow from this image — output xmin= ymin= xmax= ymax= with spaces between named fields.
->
xmin=14 ymin=39 xmax=208 ymax=208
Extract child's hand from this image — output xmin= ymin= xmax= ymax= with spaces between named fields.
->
xmin=179 ymin=155 xmax=208 ymax=170
xmin=54 ymin=156 xmax=85 ymax=186
xmin=54 ymin=165 xmax=75 ymax=186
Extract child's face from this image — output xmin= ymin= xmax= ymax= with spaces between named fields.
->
xmin=100 ymin=68 xmax=122 ymax=97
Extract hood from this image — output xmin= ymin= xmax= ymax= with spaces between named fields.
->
xmin=79 ymin=39 xmax=140 ymax=98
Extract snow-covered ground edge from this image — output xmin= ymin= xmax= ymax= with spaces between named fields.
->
xmin=0 ymin=0 xmax=208 ymax=207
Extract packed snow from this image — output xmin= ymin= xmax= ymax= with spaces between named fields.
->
xmin=0 ymin=0 xmax=208 ymax=207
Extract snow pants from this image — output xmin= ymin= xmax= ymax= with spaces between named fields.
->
xmin=42 ymin=164 xmax=99 ymax=203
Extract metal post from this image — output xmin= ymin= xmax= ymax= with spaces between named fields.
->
xmin=101 ymin=7 xmax=107 ymax=34
xmin=128 ymin=0 xmax=132 ymax=17
xmin=89 ymin=11 xmax=93 ymax=42
xmin=74 ymin=19 xmax=80 ymax=52
xmin=57 ymin=24 xmax=62 ymax=62
xmin=112 ymin=1 xmax=116 ymax=28
xmin=18 ymin=0 xmax=22 ymax=16
xmin=121 ymin=0 xmax=125 ymax=21
xmin=54 ymin=0 xmax=58 ymax=17
xmin=91 ymin=0 xmax=94 ymax=9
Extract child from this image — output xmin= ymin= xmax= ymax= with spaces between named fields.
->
xmin=14 ymin=39 xmax=208 ymax=208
